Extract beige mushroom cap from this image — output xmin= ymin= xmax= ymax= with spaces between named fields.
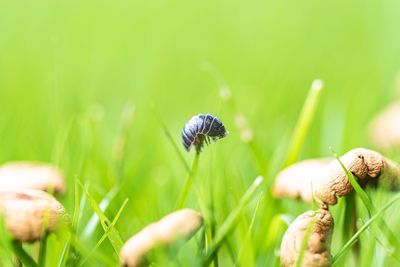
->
xmin=280 ymin=208 xmax=333 ymax=267
xmin=273 ymin=158 xmax=333 ymax=203
xmin=369 ymin=102 xmax=400 ymax=150
xmin=0 ymin=189 xmax=69 ymax=242
xmin=0 ymin=161 xmax=65 ymax=194
xmin=120 ymin=209 xmax=203 ymax=267
xmin=315 ymin=148 xmax=400 ymax=205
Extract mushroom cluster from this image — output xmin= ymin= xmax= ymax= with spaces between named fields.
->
xmin=274 ymin=148 xmax=400 ymax=204
xmin=0 ymin=161 xmax=65 ymax=194
xmin=0 ymin=189 xmax=68 ymax=242
xmin=274 ymin=148 xmax=400 ymax=266
xmin=120 ymin=209 xmax=203 ymax=267
xmin=0 ymin=161 xmax=68 ymax=265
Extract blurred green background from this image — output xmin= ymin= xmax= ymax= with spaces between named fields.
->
xmin=1 ymin=0 xmax=400 ymax=266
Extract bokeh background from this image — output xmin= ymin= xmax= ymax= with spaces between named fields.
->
xmin=1 ymin=0 xmax=400 ymax=266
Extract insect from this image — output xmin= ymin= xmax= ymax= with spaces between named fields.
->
xmin=182 ymin=114 xmax=227 ymax=152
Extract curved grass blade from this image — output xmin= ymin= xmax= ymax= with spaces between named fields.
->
xmin=332 ymin=148 xmax=400 ymax=261
xmin=204 ymin=176 xmax=264 ymax=266
xmin=237 ymin=192 xmax=264 ymax=266
xmin=151 ymin=104 xmax=190 ymax=173
xmin=82 ymin=185 xmax=121 ymax=238
xmin=80 ymin=198 xmax=129 ymax=266
xmin=12 ymin=241 xmax=38 ymax=267
xmin=333 ymin=192 xmax=400 ymax=264
xmin=331 ymin=148 xmax=373 ymax=215
xmin=77 ymin=181 xmax=124 ymax=254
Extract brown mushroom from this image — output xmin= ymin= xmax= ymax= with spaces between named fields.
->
xmin=273 ymin=148 xmax=400 ymax=205
xmin=0 ymin=161 xmax=65 ymax=194
xmin=0 ymin=189 xmax=69 ymax=242
xmin=314 ymin=148 xmax=400 ymax=205
xmin=273 ymin=158 xmax=333 ymax=203
xmin=280 ymin=207 xmax=333 ymax=267
xmin=369 ymin=101 xmax=400 ymax=150
xmin=120 ymin=209 xmax=203 ymax=267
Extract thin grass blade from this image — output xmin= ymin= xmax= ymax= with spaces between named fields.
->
xmin=333 ymin=192 xmax=400 ymax=264
xmin=77 ymin=181 xmax=124 ymax=254
xmin=204 ymin=176 xmax=264 ymax=266
xmin=284 ymin=80 xmax=324 ymax=166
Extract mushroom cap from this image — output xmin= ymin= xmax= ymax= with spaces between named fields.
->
xmin=120 ymin=209 xmax=203 ymax=267
xmin=280 ymin=208 xmax=333 ymax=267
xmin=369 ymin=102 xmax=400 ymax=150
xmin=273 ymin=158 xmax=333 ymax=203
xmin=0 ymin=189 xmax=69 ymax=242
xmin=315 ymin=148 xmax=400 ymax=205
xmin=0 ymin=161 xmax=65 ymax=194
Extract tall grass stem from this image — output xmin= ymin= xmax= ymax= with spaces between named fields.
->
xmin=284 ymin=80 xmax=324 ymax=167
xmin=175 ymin=153 xmax=200 ymax=209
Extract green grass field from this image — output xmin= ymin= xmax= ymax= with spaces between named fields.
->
xmin=1 ymin=0 xmax=400 ymax=266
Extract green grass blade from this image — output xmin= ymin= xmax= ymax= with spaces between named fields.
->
xmin=333 ymin=148 xmax=400 ymax=260
xmin=77 ymin=181 xmax=124 ymax=255
xmin=69 ymin=232 xmax=115 ymax=267
xmin=0 ymin=215 xmax=14 ymax=267
xmin=82 ymin=185 xmax=121 ymax=238
xmin=175 ymin=153 xmax=200 ymax=209
xmin=237 ymin=192 xmax=263 ymax=266
xmin=80 ymin=198 xmax=129 ymax=266
xmin=12 ymin=241 xmax=38 ymax=267
xmin=38 ymin=194 xmax=53 ymax=267
xmin=284 ymin=80 xmax=324 ymax=166
xmin=204 ymin=176 xmax=264 ymax=266
xmin=333 ymin=192 xmax=400 ymax=264
xmin=57 ymin=178 xmax=83 ymax=267
xmin=332 ymin=149 xmax=374 ymax=215
xmin=72 ymin=178 xmax=82 ymax=230
xmin=57 ymin=240 xmax=70 ymax=267
xmin=151 ymin=104 xmax=190 ymax=173
xmin=38 ymin=235 xmax=48 ymax=267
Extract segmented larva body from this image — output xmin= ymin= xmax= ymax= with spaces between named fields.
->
xmin=182 ymin=114 xmax=227 ymax=152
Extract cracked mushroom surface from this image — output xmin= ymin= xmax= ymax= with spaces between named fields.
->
xmin=314 ymin=148 xmax=400 ymax=205
xmin=369 ymin=101 xmax=400 ymax=150
xmin=273 ymin=158 xmax=333 ymax=203
xmin=120 ymin=209 xmax=203 ymax=267
xmin=0 ymin=189 xmax=69 ymax=242
xmin=280 ymin=208 xmax=334 ymax=267
xmin=0 ymin=161 xmax=65 ymax=194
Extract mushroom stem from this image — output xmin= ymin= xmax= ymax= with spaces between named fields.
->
xmin=11 ymin=241 xmax=38 ymax=267
xmin=280 ymin=207 xmax=334 ymax=267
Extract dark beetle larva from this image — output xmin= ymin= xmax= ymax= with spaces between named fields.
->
xmin=182 ymin=114 xmax=227 ymax=152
